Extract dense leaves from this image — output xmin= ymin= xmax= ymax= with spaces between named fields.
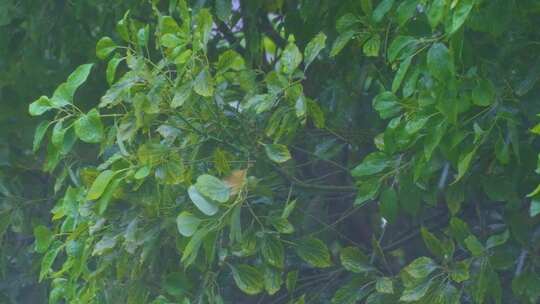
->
xmin=4 ymin=0 xmax=540 ymax=303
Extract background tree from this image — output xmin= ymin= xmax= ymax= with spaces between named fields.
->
xmin=0 ymin=1 xmax=147 ymax=302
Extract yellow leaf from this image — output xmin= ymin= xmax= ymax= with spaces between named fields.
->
xmin=223 ymin=169 xmax=247 ymax=196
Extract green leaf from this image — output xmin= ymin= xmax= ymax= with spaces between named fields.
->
xmin=163 ymin=272 xmax=193 ymax=297
xmin=392 ymin=57 xmax=412 ymax=93
xmin=51 ymin=121 xmax=65 ymax=148
xmin=175 ymin=49 xmax=193 ymax=65
xmin=464 ymin=235 xmax=484 ymax=256
xmin=516 ymin=60 xmax=540 ymax=96
xmin=51 ymin=63 xmax=94 ymax=107
xmin=181 ymin=228 xmax=208 ymax=266
xmin=160 ymin=33 xmax=183 ymax=48
xmin=43 ymin=143 xmax=61 ymax=173
xmin=455 ymin=148 xmax=476 ymax=182
xmin=106 ymin=55 xmax=123 ymax=85
xmin=449 ymin=0 xmax=474 ymax=34
xmin=486 ymin=230 xmax=509 ymax=249
xmin=60 ymin=129 xmax=77 ymax=156
xmin=295 ymin=237 xmax=332 ymax=268
xmin=372 ymin=0 xmax=395 ymax=23
xmin=380 ymin=187 xmax=398 ymax=222
xmin=529 ymin=123 xmax=540 ymax=135
xmin=307 ymin=99 xmax=326 ymax=128
xmin=156 ymin=157 xmax=184 ymax=185
xmin=295 ymin=95 xmax=307 ymax=118
xmin=33 ymin=121 xmax=50 ymax=152
xmin=330 ymin=30 xmax=355 ymax=57
xmin=116 ymin=11 xmax=130 ymax=41
xmin=512 ymin=272 xmax=540 ymax=303
xmin=176 ymin=211 xmax=202 ymax=237
xmin=294 ymin=295 xmax=306 ymax=304
xmin=427 ymin=43 xmax=454 ymax=82
xmin=74 ymin=109 xmax=104 ymax=143
xmin=217 ymin=50 xmax=245 ymax=71
xmin=264 ymin=144 xmax=291 ymax=163
xmin=363 ymin=35 xmax=381 ymax=57
xmin=245 ymin=94 xmax=276 ymax=114
xmin=399 ymin=279 xmax=433 ymax=302
xmin=33 ymin=225 xmax=53 ymax=254
xmin=86 ymin=170 xmax=116 ymax=201
xmin=404 ymin=257 xmax=438 ymax=279
xmin=96 ymin=178 xmax=120 ymax=215
xmin=427 ymin=0 xmax=446 ymax=28
xmin=388 ymin=36 xmax=417 ymax=62
xmin=229 ymin=205 xmax=242 ymax=242
xmin=351 ymin=152 xmax=390 ymax=177
xmin=472 ymin=79 xmax=495 ymax=106
xmin=96 ymin=37 xmax=117 ymax=59
xmin=193 ymin=68 xmax=214 ymax=97
xmin=281 ymin=43 xmax=303 ymax=74
xmin=262 ymin=236 xmax=284 ymax=268
xmin=472 ymin=259 xmax=490 ymax=303
xmin=421 ymin=227 xmax=445 ymax=259
xmin=340 ymin=247 xmax=373 ymax=273
xmin=171 ymin=82 xmax=192 ymax=108
xmin=449 ymin=217 xmax=471 ymax=247
xmin=376 ymin=277 xmax=394 ymax=294
xmin=134 ymin=166 xmax=151 ymax=179
xmin=264 ymin=266 xmax=283 ymax=295
xmin=304 ymin=32 xmax=327 ymax=70
xmin=355 ymin=178 xmax=380 ymax=206
xmin=450 ymin=260 xmax=470 ymax=283
xmin=495 ymin=136 xmax=510 ymax=164
xmin=39 ymin=241 xmax=62 ymax=282
xmin=60 ymin=129 xmax=77 ymax=155
xmin=196 ymin=9 xmax=213 ymax=51
xmin=137 ymin=25 xmax=149 ymax=47
xmin=373 ymin=91 xmax=402 ymax=119
xmin=396 ymin=0 xmax=419 ymax=27
xmin=195 ymin=174 xmax=230 ymax=203
xmin=286 ymin=270 xmax=299 ymax=292
xmin=527 ymin=183 xmax=540 ymax=198
xmin=360 ymin=0 xmax=373 ymax=15
xmin=405 ymin=116 xmax=429 ymax=135
xmin=424 ymin=121 xmax=446 ymax=160
xmin=270 ymin=217 xmax=295 ymax=234
xmin=216 ymin=0 xmax=232 ymax=22
xmin=282 ymin=199 xmax=297 ymax=218
xmin=530 ymin=199 xmax=540 ymax=217
xmin=336 ymin=14 xmax=360 ymax=33
xmin=29 ymin=96 xmax=53 ymax=116
xmin=159 ymin=15 xmax=181 ymax=35
xmin=331 ymin=277 xmax=371 ymax=304
xmin=231 ymin=264 xmax=264 ymax=295
xmin=188 ymin=185 xmax=219 ymax=216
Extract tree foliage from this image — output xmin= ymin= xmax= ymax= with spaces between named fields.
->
xmin=5 ymin=0 xmax=540 ymax=303
xmin=0 ymin=1 xmax=147 ymax=302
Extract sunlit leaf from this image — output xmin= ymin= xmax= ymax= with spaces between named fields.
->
xmin=86 ymin=170 xmax=116 ymax=201
xmin=96 ymin=37 xmax=117 ymax=59
xmin=264 ymin=144 xmax=291 ymax=163
xmin=176 ymin=211 xmax=202 ymax=237
xmin=188 ymin=185 xmax=219 ymax=216
xmin=304 ymin=32 xmax=327 ymax=70
xmin=230 ymin=264 xmax=264 ymax=295
xmin=296 ymin=237 xmax=332 ymax=268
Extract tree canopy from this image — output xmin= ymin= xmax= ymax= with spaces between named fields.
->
xmin=3 ymin=0 xmax=540 ymax=303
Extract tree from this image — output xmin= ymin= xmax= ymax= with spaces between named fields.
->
xmin=21 ymin=0 xmax=540 ymax=303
